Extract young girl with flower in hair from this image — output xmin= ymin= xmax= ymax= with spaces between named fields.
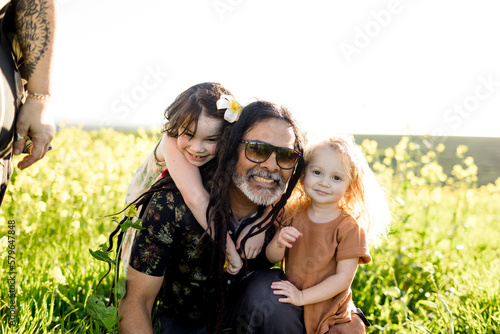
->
xmin=121 ymin=82 xmax=257 ymax=275
xmin=266 ymin=135 xmax=391 ymax=334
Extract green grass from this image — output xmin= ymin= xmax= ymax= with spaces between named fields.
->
xmin=1 ymin=127 xmax=499 ymax=333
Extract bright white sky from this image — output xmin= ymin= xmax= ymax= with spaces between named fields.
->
xmin=52 ymin=0 xmax=500 ymax=138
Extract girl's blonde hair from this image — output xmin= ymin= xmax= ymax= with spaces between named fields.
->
xmin=286 ymin=135 xmax=391 ymax=247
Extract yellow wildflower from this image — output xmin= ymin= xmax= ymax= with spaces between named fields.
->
xmin=35 ymin=201 xmax=47 ymax=212
xmin=421 ymin=155 xmax=430 ymax=164
xmin=456 ymin=145 xmax=468 ymax=158
xmin=384 ymin=147 xmax=394 ymax=159
xmin=125 ymin=204 xmax=138 ymax=218
xmin=49 ymin=266 xmax=67 ymax=285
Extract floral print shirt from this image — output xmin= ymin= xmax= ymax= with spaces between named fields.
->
xmin=130 ymin=188 xmax=212 ymax=328
xmin=121 ymin=147 xmax=166 ymax=275
xmin=129 ymin=186 xmax=275 ymax=329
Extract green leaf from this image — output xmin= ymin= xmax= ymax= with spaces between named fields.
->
xmin=440 ymin=297 xmax=452 ymax=314
xmin=120 ymin=218 xmax=145 ymax=232
xmin=115 ymin=277 xmax=127 ymax=301
xmin=409 ymin=322 xmax=431 ymax=333
xmin=440 ymin=297 xmax=455 ymax=334
xmin=417 ymin=300 xmax=438 ymax=309
xmin=384 ymin=286 xmax=401 ymax=299
xmin=89 ymin=244 xmax=114 ymax=265
xmin=86 ymin=295 xmax=121 ymax=331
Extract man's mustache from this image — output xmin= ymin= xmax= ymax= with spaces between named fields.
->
xmin=246 ymin=169 xmax=284 ymax=187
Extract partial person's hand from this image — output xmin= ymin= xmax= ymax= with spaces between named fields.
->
xmin=271 ymin=280 xmax=304 ymax=306
xmin=277 ymin=226 xmax=302 ymax=249
xmin=12 ymin=98 xmax=55 ymax=169
xmin=224 ymin=253 xmax=243 ymax=275
xmin=236 ymin=224 xmax=266 ymax=259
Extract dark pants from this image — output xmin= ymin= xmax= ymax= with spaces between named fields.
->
xmin=154 ymin=269 xmax=304 ymax=334
xmin=154 ymin=314 xmax=207 ymax=334
xmin=225 ymin=268 xmax=305 ymax=334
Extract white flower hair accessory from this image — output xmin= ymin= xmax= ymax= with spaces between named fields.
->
xmin=217 ymin=95 xmax=242 ymax=123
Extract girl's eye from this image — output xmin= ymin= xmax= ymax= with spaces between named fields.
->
xmin=313 ymin=170 xmax=321 ymax=175
xmin=206 ymin=138 xmax=219 ymax=143
xmin=333 ymin=176 xmax=341 ymax=181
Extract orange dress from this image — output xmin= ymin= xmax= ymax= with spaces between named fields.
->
xmin=284 ymin=210 xmax=371 ymax=334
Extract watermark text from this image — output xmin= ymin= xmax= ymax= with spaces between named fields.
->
xmin=7 ymin=220 xmax=17 ymax=327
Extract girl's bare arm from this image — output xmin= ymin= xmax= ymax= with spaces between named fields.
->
xmin=159 ymin=135 xmax=242 ymax=272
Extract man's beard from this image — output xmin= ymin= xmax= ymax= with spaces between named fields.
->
xmin=232 ymin=168 xmax=286 ymax=206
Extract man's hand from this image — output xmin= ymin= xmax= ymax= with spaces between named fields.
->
xmin=12 ymin=98 xmax=54 ymax=169
xmin=236 ymin=224 xmax=266 ymax=259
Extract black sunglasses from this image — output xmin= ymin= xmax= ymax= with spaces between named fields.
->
xmin=240 ymin=140 xmax=301 ymax=170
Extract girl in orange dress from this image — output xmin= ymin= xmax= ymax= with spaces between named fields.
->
xmin=267 ymin=135 xmax=391 ymax=334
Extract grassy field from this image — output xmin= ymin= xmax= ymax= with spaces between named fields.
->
xmin=1 ymin=127 xmax=499 ymax=333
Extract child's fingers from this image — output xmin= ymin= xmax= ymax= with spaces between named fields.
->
xmin=278 ymin=239 xmax=293 ymax=248
xmin=286 ymin=228 xmax=303 ymax=239
xmin=279 ymin=234 xmax=298 ymax=248
xmin=284 ymin=234 xmax=298 ymax=243
xmin=277 ymin=296 xmax=292 ymax=304
xmin=224 ymin=255 xmax=243 ymax=275
xmin=225 ymin=262 xmax=241 ymax=275
xmin=280 ymin=228 xmax=302 ymax=242
xmin=271 ymin=287 xmax=289 ymax=298
xmin=271 ymin=280 xmax=291 ymax=290
xmin=279 ymin=240 xmax=292 ymax=248
xmin=282 ymin=226 xmax=302 ymax=237
xmin=271 ymin=281 xmax=300 ymax=305
xmin=271 ymin=285 xmax=293 ymax=303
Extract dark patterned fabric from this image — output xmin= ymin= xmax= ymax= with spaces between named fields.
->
xmin=130 ymin=189 xmax=214 ymax=329
xmin=129 ymin=187 xmax=276 ymax=330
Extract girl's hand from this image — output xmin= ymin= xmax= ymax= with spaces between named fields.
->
xmin=277 ymin=226 xmax=302 ymax=249
xmin=271 ymin=280 xmax=304 ymax=306
xmin=236 ymin=225 xmax=266 ymax=259
xmin=224 ymin=237 xmax=243 ymax=275
xmin=224 ymin=251 xmax=243 ymax=275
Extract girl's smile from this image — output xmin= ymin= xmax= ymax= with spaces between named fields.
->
xmin=312 ymin=188 xmax=330 ymax=196
xmin=303 ymin=146 xmax=351 ymax=209
xmin=176 ymin=111 xmax=222 ymax=167
xmin=185 ymin=151 xmax=209 ymax=161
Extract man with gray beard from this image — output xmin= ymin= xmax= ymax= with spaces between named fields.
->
xmin=207 ymin=100 xmax=306 ymax=333
xmin=120 ymin=101 xmax=306 ymax=334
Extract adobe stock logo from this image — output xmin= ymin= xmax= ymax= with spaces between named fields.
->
xmin=212 ymin=0 xmax=244 ymax=20
xmin=432 ymin=74 xmax=499 ymax=137
xmin=339 ymin=0 xmax=411 ymax=63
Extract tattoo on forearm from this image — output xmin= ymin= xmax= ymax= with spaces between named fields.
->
xmin=14 ymin=0 xmax=51 ymax=80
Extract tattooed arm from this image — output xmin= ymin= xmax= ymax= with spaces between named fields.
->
xmin=12 ymin=0 xmax=55 ymax=169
